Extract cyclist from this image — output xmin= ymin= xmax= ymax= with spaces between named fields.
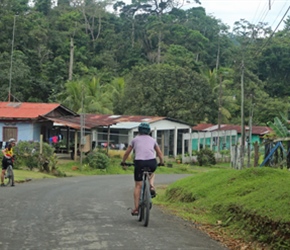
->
xmin=1 ymin=138 xmax=16 ymax=186
xmin=121 ymin=122 xmax=164 ymax=216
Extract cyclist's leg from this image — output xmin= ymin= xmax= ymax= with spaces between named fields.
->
xmin=134 ymin=181 xmax=142 ymax=212
xmin=148 ymin=159 xmax=157 ymax=189
xmin=11 ymin=164 xmax=15 ymax=186
xmin=133 ymin=161 xmax=143 ymax=214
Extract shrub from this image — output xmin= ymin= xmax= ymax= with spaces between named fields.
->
xmin=85 ymin=151 xmax=110 ymax=169
xmin=14 ymin=141 xmax=57 ymax=172
xmin=196 ymin=148 xmax=216 ymax=166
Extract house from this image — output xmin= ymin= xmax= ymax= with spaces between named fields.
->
xmin=0 ymin=102 xmax=192 ymax=157
xmin=52 ymin=114 xmax=192 ymax=157
xmin=0 ymin=102 xmax=77 ymax=148
xmin=191 ymin=124 xmax=272 ymax=151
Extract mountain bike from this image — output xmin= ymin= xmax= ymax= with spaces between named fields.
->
xmin=4 ymin=158 xmax=14 ymax=186
xmin=137 ymin=166 xmax=152 ymax=227
xmin=122 ymin=162 xmax=153 ymax=227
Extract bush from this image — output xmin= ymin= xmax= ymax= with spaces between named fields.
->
xmin=85 ymin=151 xmax=110 ymax=169
xmin=14 ymin=141 xmax=57 ymax=172
xmin=196 ymin=148 xmax=216 ymax=166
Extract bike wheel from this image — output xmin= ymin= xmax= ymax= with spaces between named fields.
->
xmin=138 ymin=186 xmax=145 ymax=222
xmin=143 ymin=179 xmax=151 ymax=227
xmin=4 ymin=166 xmax=12 ymax=186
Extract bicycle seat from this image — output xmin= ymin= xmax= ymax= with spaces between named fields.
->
xmin=141 ymin=167 xmax=151 ymax=172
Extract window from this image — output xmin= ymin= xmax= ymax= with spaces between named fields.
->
xmin=3 ymin=127 xmax=17 ymax=142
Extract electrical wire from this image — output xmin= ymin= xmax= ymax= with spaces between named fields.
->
xmin=252 ymin=0 xmax=271 ymax=25
xmin=253 ymin=5 xmax=290 ymax=58
xmin=269 ymin=0 xmax=288 ymax=29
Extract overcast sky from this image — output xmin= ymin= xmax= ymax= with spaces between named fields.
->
xmin=186 ymin=0 xmax=290 ymax=31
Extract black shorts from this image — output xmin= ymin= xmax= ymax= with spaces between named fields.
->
xmin=134 ymin=159 xmax=157 ymax=182
xmin=2 ymin=157 xmax=13 ymax=170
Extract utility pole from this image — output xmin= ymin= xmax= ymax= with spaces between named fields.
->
xmin=68 ymin=37 xmax=74 ymax=81
xmin=247 ymin=95 xmax=253 ymax=168
xmin=217 ymin=74 xmax=222 ymax=153
xmin=240 ymin=60 xmax=245 ymax=169
xmin=80 ymin=83 xmax=85 ymax=164
xmin=216 ymin=34 xmax=221 ymax=153
xmin=8 ymin=15 xmax=16 ymax=102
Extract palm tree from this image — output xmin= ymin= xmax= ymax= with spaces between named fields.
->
xmin=57 ymin=77 xmax=115 ymax=114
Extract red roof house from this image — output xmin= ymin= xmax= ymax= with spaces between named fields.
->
xmin=0 ymin=102 xmax=77 ymax=143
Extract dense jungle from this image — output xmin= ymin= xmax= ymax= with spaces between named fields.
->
xmin=1 ymin=0 xmax=290 ymax=126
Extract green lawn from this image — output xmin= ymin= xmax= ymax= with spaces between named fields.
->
xmin=154 ymin=167 xmax=290 ymax=249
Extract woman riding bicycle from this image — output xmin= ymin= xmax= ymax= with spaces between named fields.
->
xmin=1 ymin=138 xmax=16 ymax=186
xmin=121 ymin=122 xmax=164 ymax=215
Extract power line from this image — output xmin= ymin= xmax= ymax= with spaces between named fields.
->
xmin=269 ymin=0 xmax=288 ymax=28
xmin=252 ymin=0 xmax=270 ymax=25
xmin=253 ymin=5 xmax=290 ymax=58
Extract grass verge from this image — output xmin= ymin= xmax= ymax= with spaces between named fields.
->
xmin=154 ymin=167 xmax=290 ymax=250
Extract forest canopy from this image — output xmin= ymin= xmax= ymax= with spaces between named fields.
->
xmin=1 ymin=0 xmax=290 ymax=125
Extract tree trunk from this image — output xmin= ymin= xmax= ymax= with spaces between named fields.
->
xmin=157 ymin=14 xmax=162 ymax=64
xmin=69 ymin=37 xmax=74 ymax=81
xmin=254 ymin=142 xmax=259 ymax=167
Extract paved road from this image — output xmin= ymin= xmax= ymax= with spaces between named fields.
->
xmin=0 ymin=175 xmax=228 ymax=250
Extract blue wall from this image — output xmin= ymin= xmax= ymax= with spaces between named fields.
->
xmin=0 ymin=122 xmax=40 ymax=142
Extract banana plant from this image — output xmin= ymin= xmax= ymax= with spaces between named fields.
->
xmin=266 ymin=113 xmax=290 ymax=169
xmin=267 ymin=114 xmax=290 ymax=138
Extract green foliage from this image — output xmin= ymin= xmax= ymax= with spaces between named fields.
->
xmin=196 ymin=148 xmax=216 ymax=166
xmin=14 ymin=141 xmax=57 ymax=172
xmin=1 ymin=1 xmax=290 ymax=125
xmin=85 ymin=151 xmax=110 ymax=169
xmin=267 ymin=114 xmax=290 ymax=139
xmin=121 ymin=64 xmax=215 ymax=124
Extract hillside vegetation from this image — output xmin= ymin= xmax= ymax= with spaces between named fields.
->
xmin=1 ymin=0 xmax=290 ymax=125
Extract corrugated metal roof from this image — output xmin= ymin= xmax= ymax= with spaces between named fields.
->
xmin=192 ymin=123 xmax=214 ymax=131
xmin=85 ymin=114 xmax=165 ymax=126
xmin=45 ymin=114 xmax=175 ymax=130
xmin=110 ymin=122 xmax=140 ymax=129
xmin=195 ymin=123 xmax=272 ymax=135
xmin=0 ymin=102 xmax=61 ymax=119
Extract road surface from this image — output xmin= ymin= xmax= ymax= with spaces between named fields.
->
xmin=0 ymin=174 xmax=228 ymax=250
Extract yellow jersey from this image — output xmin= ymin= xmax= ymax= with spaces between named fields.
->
xmin=3 ymin=147 xmax=13 ymax=157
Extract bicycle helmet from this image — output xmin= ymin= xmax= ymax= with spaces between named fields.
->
xmin=8 ymin=138 xmax=16 ymax=143
xmin=138 ymin=122 xmax=151 ymax=135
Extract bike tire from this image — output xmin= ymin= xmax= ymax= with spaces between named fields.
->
xmin=138 ymin=185 xmax=145 ymax=222
xmin=143 ymin=178 xmax=151 ymax=227
xmin=4 ymin=166 xmax=13 ymax=186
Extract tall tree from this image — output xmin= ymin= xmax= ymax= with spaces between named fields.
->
xmin=121 ymin=63 xmax=215 ymax=124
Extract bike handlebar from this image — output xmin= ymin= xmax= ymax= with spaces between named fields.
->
xmin=121 ymin=162 xmax=165 ymax=167
xmin=121 ymin=162 xmax=134 ymax=166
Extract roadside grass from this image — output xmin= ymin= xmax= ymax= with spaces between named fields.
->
xmin=14 ymin=169 xmax=56 ymax=182
xmin=14 ymin=155 xmax=288 ymax=248
xmin=13 ymin=155 xmax=225 ymax=181
xmin=154 ymin=167 xmax=290 ymax=249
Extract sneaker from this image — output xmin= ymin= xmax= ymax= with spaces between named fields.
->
xmin=11 ymin=183 xmax=15 ymax=187
xmin=131 ymin=209 xmax=139 ymax=216
xmin=150 ymin=187 xmax=156 ymax=197
xmin=1 ymin=183 xmax=5 ymax=187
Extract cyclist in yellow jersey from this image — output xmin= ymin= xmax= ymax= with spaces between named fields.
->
xmin=1 ymin=138 xmax=16 ymax=186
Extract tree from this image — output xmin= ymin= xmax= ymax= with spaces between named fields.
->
xmin=34 ymin=0 xmax=52 ymax=16
xmin=57 ymin=77 xmax=115 ymax=114
xmin=121 ymin=64 xmax=215 ymax=124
